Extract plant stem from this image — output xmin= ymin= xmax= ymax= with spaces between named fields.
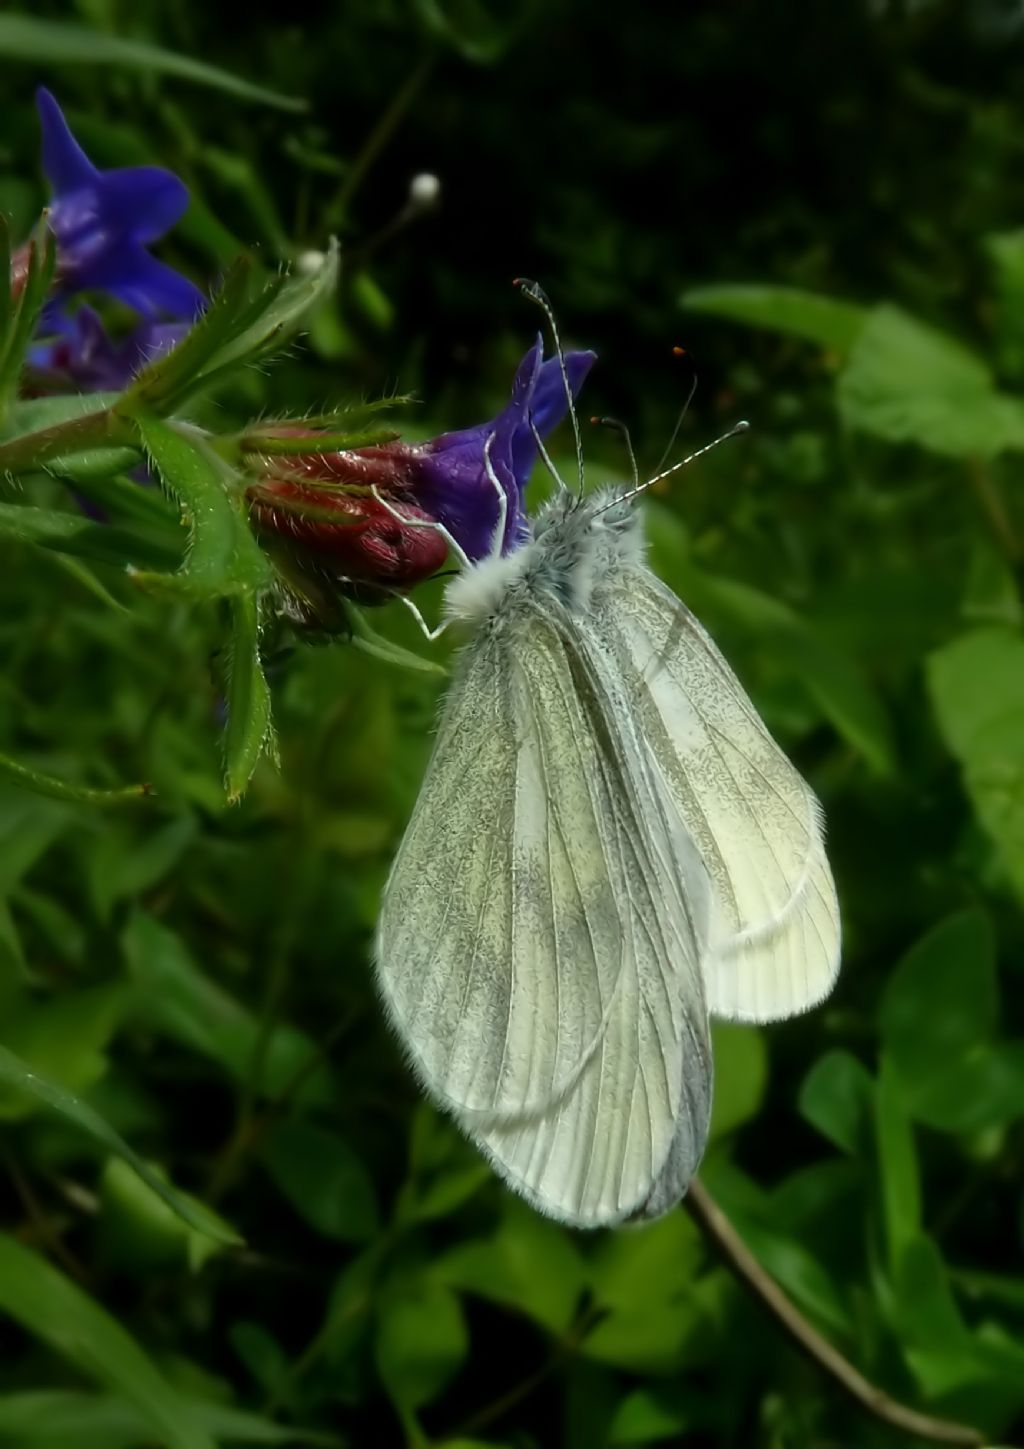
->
xmin=682 ymin=1179 xmax=985 ymax=1447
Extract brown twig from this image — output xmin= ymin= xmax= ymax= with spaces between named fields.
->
xmin=682 ymin=1177 xmax=986 ymax=1448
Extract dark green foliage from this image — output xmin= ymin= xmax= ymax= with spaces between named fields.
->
xmin=0 ymin=3 xmax=1023 ymax=1447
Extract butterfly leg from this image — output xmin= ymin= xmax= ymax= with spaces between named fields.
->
xmin=482 ymin=432 xmax=509 ymax=562
xmin=392 ymin=591 xmax=450 ymax=643
xmin=369 ymin=486 xmax=472 ymax=573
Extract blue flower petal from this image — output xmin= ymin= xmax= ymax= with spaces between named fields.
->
xmin=412 ymin=340 xmax=596 ymax=561
xmin=77 ymin=246 xmax=205 ymax=319
xmin=37 ymin=88 xmax=98 ymax=193
xmin=98 ymin=168 xmax=191 ymax=243
xmin=30 ymin=304 xmax=186 ymax=391
xmin=36 ymin=89 xmax=201 ymax=321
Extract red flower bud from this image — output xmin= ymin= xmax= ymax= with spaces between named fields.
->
xmin=248 ymin=475 xmax=448 ymax=592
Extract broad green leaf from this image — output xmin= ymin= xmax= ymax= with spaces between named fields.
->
xmin=730 ymin=1216 xmax=852 ymax=1339
xmin=590 ymin=1209 xmax=703 ymax=1312
xmin=681 ymin=283 xmax=865 ymax=350
xmin=259 ymin=1120 xmax=378 ymax=1242
xmin=135 ymin=416 xmax=269 ymax=597
xmin=878 ymin=911 xmax=1024 ymax=1132
xmin=435 ymin=1196 xmax=586 ymax=1333
xmin=927 ymin=627 xmax=1024 ymax=897
xmin=882 ymin=911 xmax=998 ymax=1050
xmin=798 ymin=1049 xmax=874 ymax=1155
xmin=609 ymin=1384 xmax=695 ymax=1444
xmin=0 ymin=1044 xmax=238 ymax=1244
xmin=223 ymin=593 xmax=274 ymax=803
xmin=0 ymin=1234 xmax=216 ymax=1449
xmin=773 ymin=625 xmax=896 ymax=775
xmin=837 ymin=304 xmax=1024 ymax=456
xmin=122 ymin=912 xmax=333 ymax=1105
xmin=890 ymin=1235 xmax=1024 ymax=1406
xmin=375 ymin=1281 xmax=468 ymax=1410
xmin=99 ymin=1157 xmax=235 ymax=1273
xmin=875 ymin=1054 xmax=921 ymax=1273
xmin=0 ymin=17 xmax=304 ymax=110
xmin=708 ymin=1022 xmax=767 ymax=1140
xmin=0 ymin=983 xmax=127 ymax=1116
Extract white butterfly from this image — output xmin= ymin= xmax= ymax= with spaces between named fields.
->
xmin=375 ymin=332 xmax=840 ymax=1229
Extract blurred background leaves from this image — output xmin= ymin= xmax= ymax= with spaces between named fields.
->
xmin=0 ymin=1 xmax=1023 ymax=1447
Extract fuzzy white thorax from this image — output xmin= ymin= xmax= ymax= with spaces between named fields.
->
xmin=443 ymin=488 xmax=646 ymax=627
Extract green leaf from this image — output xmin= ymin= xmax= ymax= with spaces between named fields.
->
xmin=878 ymin=911 xmax=1024 ymax=1132
xmin=0 ymin=983 xmax=127 ymax=1116
xmin=798 ymin=1049 xmax=874 ymax=1155
xmin=708 ymin=1022 xmax=768 ymax=1140
xmin=875 ymin=1054 xmax=921 ymax=1274
xmin=259 ymin=1120 xmax=378 ymax=1242
xmin=837 ymin=304 xmax=1024 ymax=457
xmin=435 ymin=1196 xmax=587 ymax=1334
xmin=224 ymin=594 xmax=274 ymax=802
xmin=681 ymin=283 xmax=865 ymax=350
xmin=0 ymin=17 xmax=304 ymax=110
xmin=375 ymin=1281 xmax=468 ymax=1410
xmin=122 ymin=912 xmax=333 ymax=1105
xmin=609 ymin=1384 xmax=695 ymax=1444
xmin=99 ymin=1157 xmax=234 ymax=1273
xmin=124 ymin=245 xmax=339 ymax=413
xmin=774 ymin=626 xmax=896 ymax=775
xmin=927 ymin=627 xmax=1024 ymax=897
xmin=135 ymin=416 xmax=269 ymax=598
xmin=0 ymin=1044 xmax=239 ymax=1245
xmin=0 ymin=1234 xmax=217 ymax=1449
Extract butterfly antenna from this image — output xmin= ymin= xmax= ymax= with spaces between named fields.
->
xmin=652 ymin=346 xmax=699 ymax=477
xmin=514 ymin=278 xmax=585 ymax=499
xmin=599 ymin=419 xmax=750 ymax=514
xmin=591 ymin=416 xmax=640 ymax=490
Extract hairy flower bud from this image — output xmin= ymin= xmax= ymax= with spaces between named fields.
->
xmin=248 ymin=476 xmax=448 ymax=592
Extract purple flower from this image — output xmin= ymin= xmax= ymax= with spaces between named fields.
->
xmin=411 ymin=336 xmax=596 ymax=558
xmin=28 ymin=306 xmax=186 ymax=393
xmin=36 ymin=88 xmax=203 ymax=320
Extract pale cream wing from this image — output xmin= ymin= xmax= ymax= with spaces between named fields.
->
xmin=377 ymin=610 xmax=643 ymax=1118
xmin=593 ymin=565 xmax=840 ymax=1023
xmin=455 ymin=615 xmax=712 ymax=1226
